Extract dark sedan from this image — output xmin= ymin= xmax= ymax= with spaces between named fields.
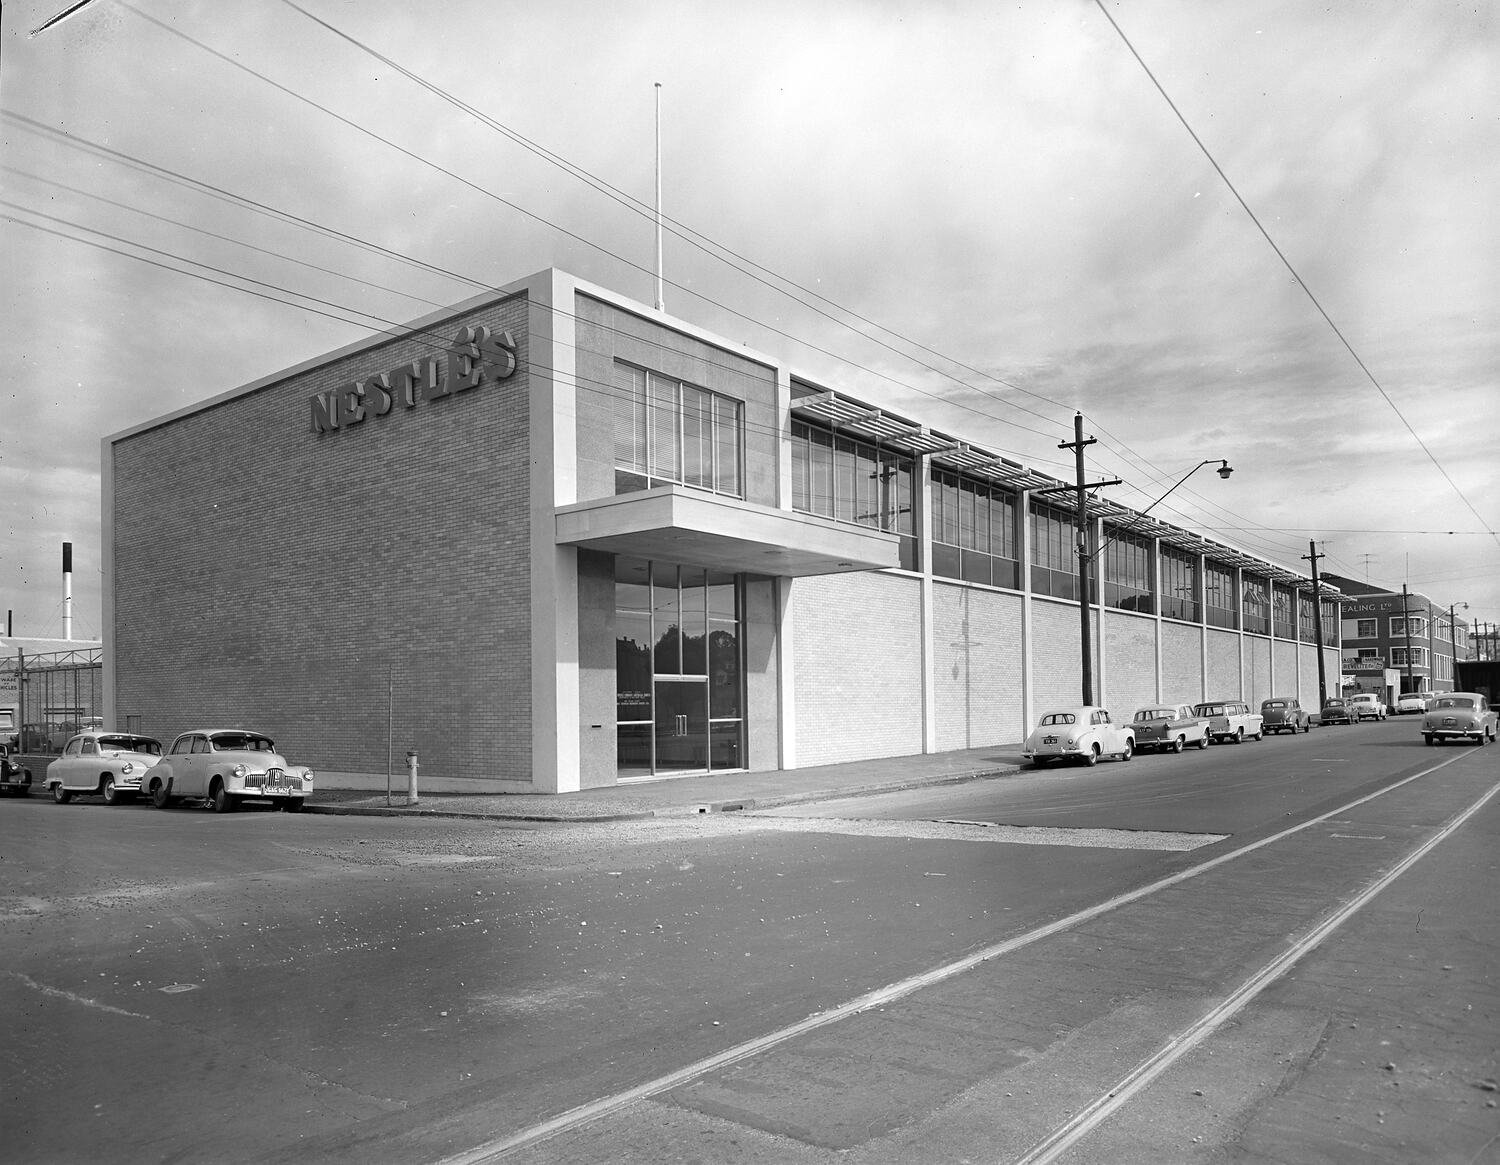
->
xmin=1319 ymin=698 xmax=1353 ymax=725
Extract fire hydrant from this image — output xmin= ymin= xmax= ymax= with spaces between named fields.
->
xmin=405 ymin=749 xmax=419 ymax=806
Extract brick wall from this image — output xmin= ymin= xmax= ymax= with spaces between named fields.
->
xmin=1272 ymin=639 xmax=1299 ymax=697
xmin=1101 ymin=610 xmax=1157 ymax=716
xmin=1161 ymin=621 xmax=1204 ymax=704
xmin=932 ymin=582 xmax=1024 ymax=749
xmin=791 ymin=572 xmax=923 ymax=766
xmin=1031 ymin=598 xmax=1097 ymax=709
xmin=1243 ymin=635 xmax=1273 ymax=704
xmin=1205 ymin=629 xmax=1241 ymax=698
xmin=110 ymin=293 xmax=533 ymax=782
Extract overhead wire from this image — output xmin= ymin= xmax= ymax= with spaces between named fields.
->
xmin=265 ymin=0 xmax=1388 ymax=567
xmin=1090 ymin=0 xmax=1498 ymax=557
xmin=13 ymin=4 xmax=1463 ymax=585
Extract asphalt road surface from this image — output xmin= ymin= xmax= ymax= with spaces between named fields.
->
xmin=2 ymin=719 xmax=1496 ymax=1164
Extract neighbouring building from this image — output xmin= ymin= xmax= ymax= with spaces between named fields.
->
xmin=104 ymin=268 xmax=1345 ymax=792
xmin=1325 ymin=576 xmax=1469 ymax=704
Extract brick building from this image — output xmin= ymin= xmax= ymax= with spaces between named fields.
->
xmin=1325 ymin=576 xmax=1470 ymax=702
xmin=103 ymin=268 xmax=1343 ymax=792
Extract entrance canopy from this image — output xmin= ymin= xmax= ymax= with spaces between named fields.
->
xmin=555 ymin=486 xmax=900 ymax=577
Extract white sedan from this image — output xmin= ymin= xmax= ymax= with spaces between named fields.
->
xmin=1022 ymin=706 xmax=1135 ymax=768
xmin=47 ymin=732 xmax=164 ymax=805
xmin=1395 ymin=692 xmax=1430 ymax=715
xmin=142 ymin=729 xmax=314 ymax=812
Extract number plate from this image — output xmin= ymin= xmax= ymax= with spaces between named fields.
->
xmin=1043 ymin=735 xmax=1057 ymax=745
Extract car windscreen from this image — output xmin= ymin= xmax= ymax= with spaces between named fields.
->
xmin=210 ymin=733 xmax=276 ymax=752
xmin=100 ymin=735 xmax=162 ymax=755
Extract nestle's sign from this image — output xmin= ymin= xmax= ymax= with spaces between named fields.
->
xmin=309 ymin=326 xmax=517 ymax=434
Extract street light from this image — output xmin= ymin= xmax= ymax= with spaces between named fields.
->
xmin=1094 ymin=459 xmax=1233 ymax=563
xmin=1035 ymin=443 xmax=1233 ymax=706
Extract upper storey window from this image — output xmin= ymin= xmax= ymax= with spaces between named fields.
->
xmin=613 ymin=363 xmax=743 ymax=497
xmin=790 ymin=420 xmax=915 ymax=569
xmin=930 ymin=468 xmax=1019 ymax=589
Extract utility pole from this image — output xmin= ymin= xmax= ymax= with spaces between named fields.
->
xmin=1054 ymin=414 xmax=1120 ymax=706
xmin=1303 ymin=541 xmax=1328 ymax=703
xmin=1400 ymin=583 xmax=1414 ymax=696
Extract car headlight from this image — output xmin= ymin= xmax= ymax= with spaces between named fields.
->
xmin=303 ymin=770 xmax=314 ymax=783
xmin=120 ymin=762 xmax=134 ymax=775
xmin=232 ymin=763 xmax=248 ymax=779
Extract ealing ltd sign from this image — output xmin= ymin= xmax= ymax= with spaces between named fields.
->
xmin=309 ymin=325 xmax=516 ymax=434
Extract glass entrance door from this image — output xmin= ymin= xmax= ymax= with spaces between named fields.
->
xmin=653 ymin=678 xmax=708 ymax=774
xmin=616 ymin=558 xmax=744 ymax=780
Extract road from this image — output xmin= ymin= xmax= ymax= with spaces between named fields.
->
xmin=2 ymin=719 xmax=1496 ymax=1163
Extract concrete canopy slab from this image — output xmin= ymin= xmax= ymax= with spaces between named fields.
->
xmin=555 ymin=486 xmax=901 ymax=577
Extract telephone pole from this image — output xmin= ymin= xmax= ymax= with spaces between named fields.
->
xmin=1303 ymin=541 xmax=1328 ymax=702
xmin=1055 ymin=414 xmax=1122 ymax=706
xmin=1400 ymin=583 xmax=1414 ymax=695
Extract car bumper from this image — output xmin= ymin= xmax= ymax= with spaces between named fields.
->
xmin=230 ymin=774 xmax=312 ymax=799
xmin=1023 ymin=744 xmax=1085 ymax=760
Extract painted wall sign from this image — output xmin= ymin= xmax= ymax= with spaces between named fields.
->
xmin=309 ymin=325 xmax=517 ymax=434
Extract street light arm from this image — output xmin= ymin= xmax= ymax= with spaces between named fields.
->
xmin=1093 ymin=459 xmax=1231 ymax=563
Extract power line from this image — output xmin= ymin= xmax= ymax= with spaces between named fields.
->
xmin=1091 ymin=0 xmax=1498 ymax=556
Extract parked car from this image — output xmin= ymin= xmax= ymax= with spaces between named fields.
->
xmin=1348 ymin=693 xmax=1387 ymax=721
xmin=1259 ymin=696 xmax=1311 ymax=734
xmin=1022 ymin=707 xmax=1134 ymax=767
xmin=142 ymin=729 xmax=314 ymax=812
xmin=1192 ymin=700 xmax=1264 ymax=744
xmin=1421 ymin=692 xmax=1498 ymax=746
xmin=1130 ymin=704 xmax=1210 ymax=753
xmin=1319 ymin=697 xmax=1353 ymax=725
xmin=46 ymin=732 xmax=164 ymax=805
xmin=0 ymin=745 xmax=31 ymax=796
xmin=1395 ymin=691 xmax=1431 ymax=715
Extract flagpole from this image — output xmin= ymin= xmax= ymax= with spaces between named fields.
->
xmin=654 ymin=82 xmax=665 ymax=312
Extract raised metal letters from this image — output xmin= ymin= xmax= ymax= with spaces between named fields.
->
xmin=309 ymin=330 xmax=516 ymax=434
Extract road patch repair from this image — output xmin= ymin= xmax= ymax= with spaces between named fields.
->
xmin=737 ymin=814 xmax=1225 ymax=851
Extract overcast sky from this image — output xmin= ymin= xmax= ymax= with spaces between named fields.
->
xmin=3 ymin=0 xmax=1496 ymax=643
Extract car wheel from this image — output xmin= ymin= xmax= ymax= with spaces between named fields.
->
xmin=1172 ymin=736 xmax=1185 ymax=754
xmin=1424 ymin=734 xmax=1434 ymax=746
xmin=102 ymin=776 xmax=120 ymax=805
xmin=209 ymin=780 xmax=237 ymax=813
xmin=150 ymin=781 xmax=174 ymax=809
xmin=1476 ymin=732 xmax=1487 ymax=747
xmin=1234 ymin=727 xmax=1244 ymax=744
xmin=1253 ymin=727 xmax=1263 ymax=741
xmin=1083 ymin=744 xmax=1100 ymax=767
xmin=1197 ymin=734 xmax=1209 ymax=750
xmin=1302 ymin=720 xmax=1310 ymax=733
xmin=51 ymin=783 xmax=71 ymax=804
xmin=1120 ymin=739 xmax=1134 ymax=762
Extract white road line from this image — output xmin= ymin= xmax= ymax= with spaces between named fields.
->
xmin=433 ymin=753 xmax=1476 ymax=1165
xmin=1011 ymin=768 xmax=1500 ymax=1165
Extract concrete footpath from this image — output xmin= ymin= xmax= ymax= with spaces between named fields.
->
xmin=307 ymin=742 xmax=1027 ymax=821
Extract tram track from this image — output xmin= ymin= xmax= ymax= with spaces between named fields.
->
xmin=440 ymin=748 xmax=1498 ymax=1164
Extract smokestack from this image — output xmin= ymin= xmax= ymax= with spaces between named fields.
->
xmin=63 ymin=541 xmax=73 ymax=641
